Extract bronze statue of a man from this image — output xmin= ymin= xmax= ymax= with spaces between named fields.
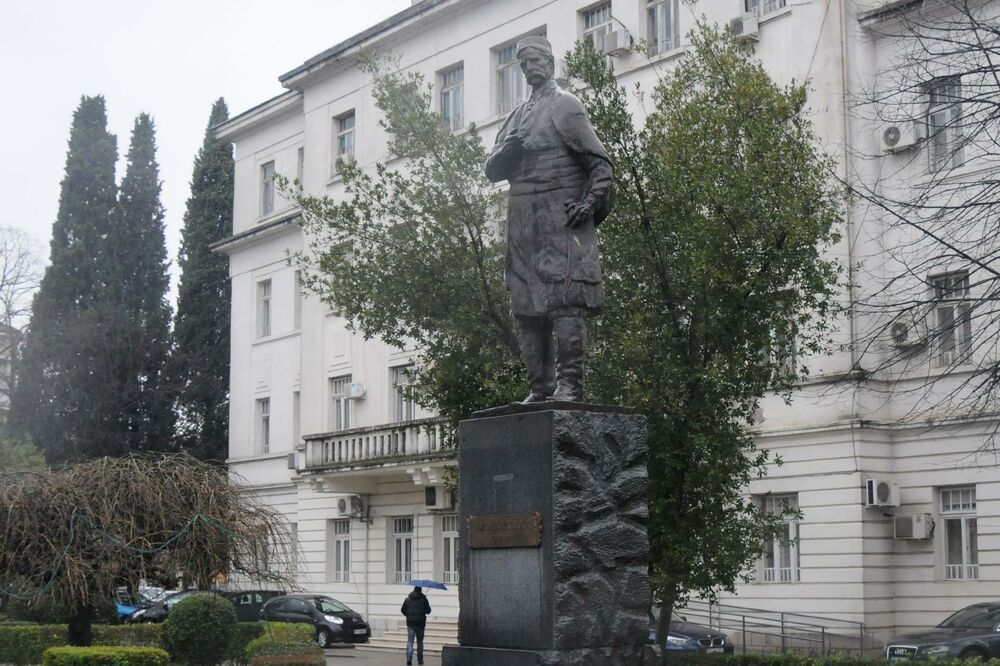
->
xmin=486 ymin=36 xmax=613 ymax=403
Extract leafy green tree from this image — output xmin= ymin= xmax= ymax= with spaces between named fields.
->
xmin=12 ymin=95 xmax=120 ymax=463
xmin=566 ymin=27 xmax=842 ymax=634
xmin=170 ymin=99 xmax=234 ymax=461
xmin=111 ymin=113 xmax=175 ymax=453
xmin=0 ymin=433 xmax=44 ymax=469
xmin=291 ymin=56 xmax=523 ymax=426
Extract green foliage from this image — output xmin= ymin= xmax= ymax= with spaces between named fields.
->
xmin=91 ymin=624 xmax=164 ymax=648
xmin=0 ymin=434 xmax=45 ymax=469
xmin=170 ymin=99 xmax=234 ymax=461
xmin=290 ymin=54 xmax=523 ymax=427
xmin=244 ymin=622 xmax=317 ymax=661
xmin=227 ymin=622 xmax=265 ymax=665
xmin=164 ymin=595 xmax=238 ymax=665
xmin=564 ymin=24 xmax=842 ymax=617
xmin=249 ymin=655 xmax=326 ymax=666
xmin=0 ymin=624 xmax=68 ymax=664
xmin=42 ymin=646 xmax=169 ymax=666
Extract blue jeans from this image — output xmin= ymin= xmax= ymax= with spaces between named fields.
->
xmin=406 ymin=624 xmax=425 ymax=663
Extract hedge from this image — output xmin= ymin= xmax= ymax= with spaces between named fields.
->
xmin=92 ymin=624 xmax=163 ymax=648
xmin=42 ymin=646 xmax=169 ymax=666
xmin=0 ymin=624 xmax=68 ymax=664
xmin=245 ymin=623 xmax=321 ymax=664
xmin=249 ymin=655 xmax=326 ymax=666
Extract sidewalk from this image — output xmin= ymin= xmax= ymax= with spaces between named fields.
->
xmin=325 ymin=645 xmax=442 ymax=666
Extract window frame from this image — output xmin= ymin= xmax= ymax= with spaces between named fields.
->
xmin=392 ymin=516 xmax=415 ymax=583
xmin=442 ymin=514 xmax=460 ymax=584
xmin=440 ymin=64 xmax=464 ymax=132
xmin=582 ymin=2 xmax=613 ymax=53
xmin=646 ymin=0 xmax=680 ymax=56
xmin=930 ymin=271 xmax=972 ymax=368
xmin=329 ymin=518 xmax=352 ymax=583
xmin=260 ymin=161 xmax=275 ymax=216
xmin=756 ymin=493 xmax=800 ymax=584
xmin=255 ymin=397 xmax=271 ymax=454
xmin=329 ymin=375 xmax=352 ymax=432
xmin=256 ymin=279 xmax=272 ymax=338
xmin=391 ymin=364 xmax=417 ymax=423
xmin=941 ymin=486 xmax=978 ymax=581
xmin=927 ymin=76 xmax=965 ymax=172
xmin=745 ymin=0 xmax=787 ymax=14
xmin=332 ymin=110 xmax=356 ymax=176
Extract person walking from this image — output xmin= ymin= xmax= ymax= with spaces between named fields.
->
xmin=400 ymin=585 xmax=431 ymax=665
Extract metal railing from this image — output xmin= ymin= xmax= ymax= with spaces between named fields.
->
xmin=302 ymin=417 xmax=449 ymax=469
xmin=677 ymin=600 xmax=875 ymax=656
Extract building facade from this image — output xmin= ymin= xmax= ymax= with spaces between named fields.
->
xmin=216 ymin=0 xmax=1000 ymax=642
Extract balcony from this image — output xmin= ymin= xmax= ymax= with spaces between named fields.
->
xmin=300 ymin=417 xmax=450 ymax=472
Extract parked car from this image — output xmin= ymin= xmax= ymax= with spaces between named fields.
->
xmin=648 ymin=613 xmax=734 ymax=653
xmin=260 ymin=594 xmax=371 ymax=648
xmin=127 ymin=590 xmax=214 ymax=623
xmin=885 ymin=602 xmax=1000 ymax=661
xmin=218 ymin=590 xmax=286 ymax=622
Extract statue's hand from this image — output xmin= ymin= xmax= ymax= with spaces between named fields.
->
xmin=501 ymin=128 xmax=523 ymax=154
xmin=564 ymin=199 xmax=594 ymax=229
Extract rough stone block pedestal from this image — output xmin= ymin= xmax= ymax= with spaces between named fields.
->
xmin=442 ymin=403 xmax=655 ymax=666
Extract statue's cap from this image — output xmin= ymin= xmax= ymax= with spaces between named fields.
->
xmin=516 ymin=36 xmax=553 ymax=58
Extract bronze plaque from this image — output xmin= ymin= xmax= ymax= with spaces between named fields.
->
xmin=467 ymin=512 xmax=543 ymax=549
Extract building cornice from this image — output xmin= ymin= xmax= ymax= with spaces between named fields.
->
xmin=277 ymin=0 xmax=462 ymax=90
xmin=210 ymin=211 xmax=301 ymax=255
xmin=859 ymin=0 xmax=924 ymax=25
xmin=214 ymin=90 xmax=303 ymax=143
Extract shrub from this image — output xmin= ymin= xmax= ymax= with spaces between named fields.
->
xmin=0 ymin=624 xmax=68 ymax=664
xmin=249 ymin=655 xmax=325 ymax=666
xmin=244 ymin=623 xmax=321 ymax=664
xmin=92 ymin=623 xmax=163 ymax=648
xmin=226 ymin=622 xmax=266 ymax=665
xmin=42 ymin=646 xmax=169 ymax=666
xmin=163 ymin=595 xmax=237 ymax=666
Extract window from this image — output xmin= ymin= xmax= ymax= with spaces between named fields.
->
xmin=440 ymin=64 xmax=464 ymax=131
xmin=745 ymin=0 xmax=786 ymax=14
xmin=332 ymin=111 xmax=355 ymax=174
xmin=328 ymin=519 xmax=351 ymax=583
xmin=941 ymin=487 xmax=978 ymax=580
xmin=260 ymin=161 xmax=275 ymax=216
xmin=928 ymin=77 xmax=964 ymax=171
xmin=757 ymin=494 xmax=799 ymax=583
xmin=931 ymin=271 xmax=972 ymax=368
xmin=393 ymin=516 xmax=414 ymax=583
xmin=770 ymin=320 xmax=797 ymax=380
xmin=391 ymin=365 xmax=416 ymax=422
xmin=583 ymin=3 xmax=613 ymax=53
xmin=255 ymin=398 xmax=270 ymax=454
xmin=256 ymin=279 xmax=272 ymax=338
xmin=647 ymin=0 xmax=680 ymax=55
xmin=329 ymin=375 xmax=352 ymax=431
xmin=292 ymin=390 xmax=301 ymax=445
xmin=495 ymin=30 xmax=546 ymax=115
xmin=442 ymin=514 xmax=459 ymax=584
xmin=296 ymin=147 xmax=304 ymax=184
xmin=293 ymin=270 xmax=303 ymax=330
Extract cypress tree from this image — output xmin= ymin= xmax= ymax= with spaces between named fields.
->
xmin=111 ymin=113 xmax=174 ymax=453
xmin=11 ymin=95 xmax=120 ymax=463
xmin=170 ymin=99 xmax=233 ymax=461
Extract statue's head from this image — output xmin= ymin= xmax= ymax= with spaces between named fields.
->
xmin=516 ymin=36 xmax=555 ymax=88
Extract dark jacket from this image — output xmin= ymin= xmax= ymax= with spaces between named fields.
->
xmin=401 ymin=590 xmax=431 ymax=627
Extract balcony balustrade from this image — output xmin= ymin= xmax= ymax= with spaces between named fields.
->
xmin=302 ymin=417 xmax=449 ymax=470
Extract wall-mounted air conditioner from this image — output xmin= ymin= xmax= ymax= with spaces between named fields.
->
xmin=880 ymin=122 xmax=921 ymax=153
xmin=890 ymin=313 xmax=928 ymax=350
xmin=729 ymin=13 xmax=760 ymax=41
xmin=336 ymin=495 xmax=363 ymax=517
xmin=347 ymin=382 xmax=366 ymax=400
xmin=894 ymin=513 xmax=933 ymax=540
xmin=865 ymin=478 xmax=900 ymax=508
xmin=603 ymin=29 xmax=632 ymax=57
xmin=425 ymin=486 xmax=453 ymax=510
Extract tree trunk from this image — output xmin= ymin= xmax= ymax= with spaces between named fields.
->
xmin=657 ymin=596 xmax=676 ymax=665
xmin=67 ymin=603 xmax=94 ymax=646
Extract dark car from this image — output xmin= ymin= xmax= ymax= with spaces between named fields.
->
xmin=219 ymin=590 xmax=286 ymax=622
xmin=648 ymin=615 xmax=735 ymax=653
xmin=260 ymin=594 xmax=371 ymax=648
xmin=885 ymin=602 xmax=1000 ymax=661
xmin=127 ymin=590 xmax=213 ymax=623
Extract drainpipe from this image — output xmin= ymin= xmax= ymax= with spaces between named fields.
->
xmin=364 ymin=494 xmax=371 ymax=623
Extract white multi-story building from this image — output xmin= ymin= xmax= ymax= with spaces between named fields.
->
xmin=216 ymin=0 xmax=1000 ymax=644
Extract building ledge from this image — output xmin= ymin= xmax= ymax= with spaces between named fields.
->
xmin=210 ymin=211 xmax=301 ymax=255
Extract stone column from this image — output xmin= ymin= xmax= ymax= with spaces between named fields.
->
xmin=442 ymin=403 xmax=655 ymax=666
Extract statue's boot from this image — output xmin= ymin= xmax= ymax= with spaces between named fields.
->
xmin=551 ymin=315 xmax=587 ymax=402
xmin=516 ymin=316 xmax=555 ymax=403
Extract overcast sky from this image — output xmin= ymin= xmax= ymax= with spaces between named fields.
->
xmin=0 ymin=0 xmax=412 ymax=302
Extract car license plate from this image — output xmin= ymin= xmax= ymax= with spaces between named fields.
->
xmin=353 ymin=629 xmax=367 ymax=635
xmin=888 ymin=647 xmax=916 ymax=659
xmin=707 ymin=647 xmax=724 ymax=653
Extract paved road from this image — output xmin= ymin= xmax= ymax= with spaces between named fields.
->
xmin=324 ymin=646 xmax=442 ymax=666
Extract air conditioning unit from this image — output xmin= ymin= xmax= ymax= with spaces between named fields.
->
xmin=729 ymin=13 xmax=760 ymax=41
xmin=894 ymin=513 xmax=933 ymax=540
xmin=865 ymin=478 xmax=900 ymax=508
xmin=890 ymin=313 xmax=928 ymax=350
xmin=880 ymin=122 xmax=920 ymax=153
xmin=424 ymin=486 xmax=453 ymax=510
xmin=346 ymin=382 xmax=366 ymax=400
xmin=603 ymin=29 xmax=632 ymax=57
xmin=336 ymin=495 xmax=363 ymax=517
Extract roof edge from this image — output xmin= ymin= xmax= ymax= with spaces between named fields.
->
xmin=215 ymin=90 xmax=303 ymax=142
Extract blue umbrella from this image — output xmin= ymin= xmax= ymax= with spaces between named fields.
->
xmin=408 ymin=579 xmax=448 ymax=590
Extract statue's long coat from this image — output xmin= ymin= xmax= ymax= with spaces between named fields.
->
xmin=486 ymin=79 xmax=613 ymax=317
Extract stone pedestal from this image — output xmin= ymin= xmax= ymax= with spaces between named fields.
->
xmin=442 ymin=403 xmax=655 ymax=666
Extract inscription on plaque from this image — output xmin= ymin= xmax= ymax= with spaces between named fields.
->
xmin=467 ymin=512 xmax=543 ymax=549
